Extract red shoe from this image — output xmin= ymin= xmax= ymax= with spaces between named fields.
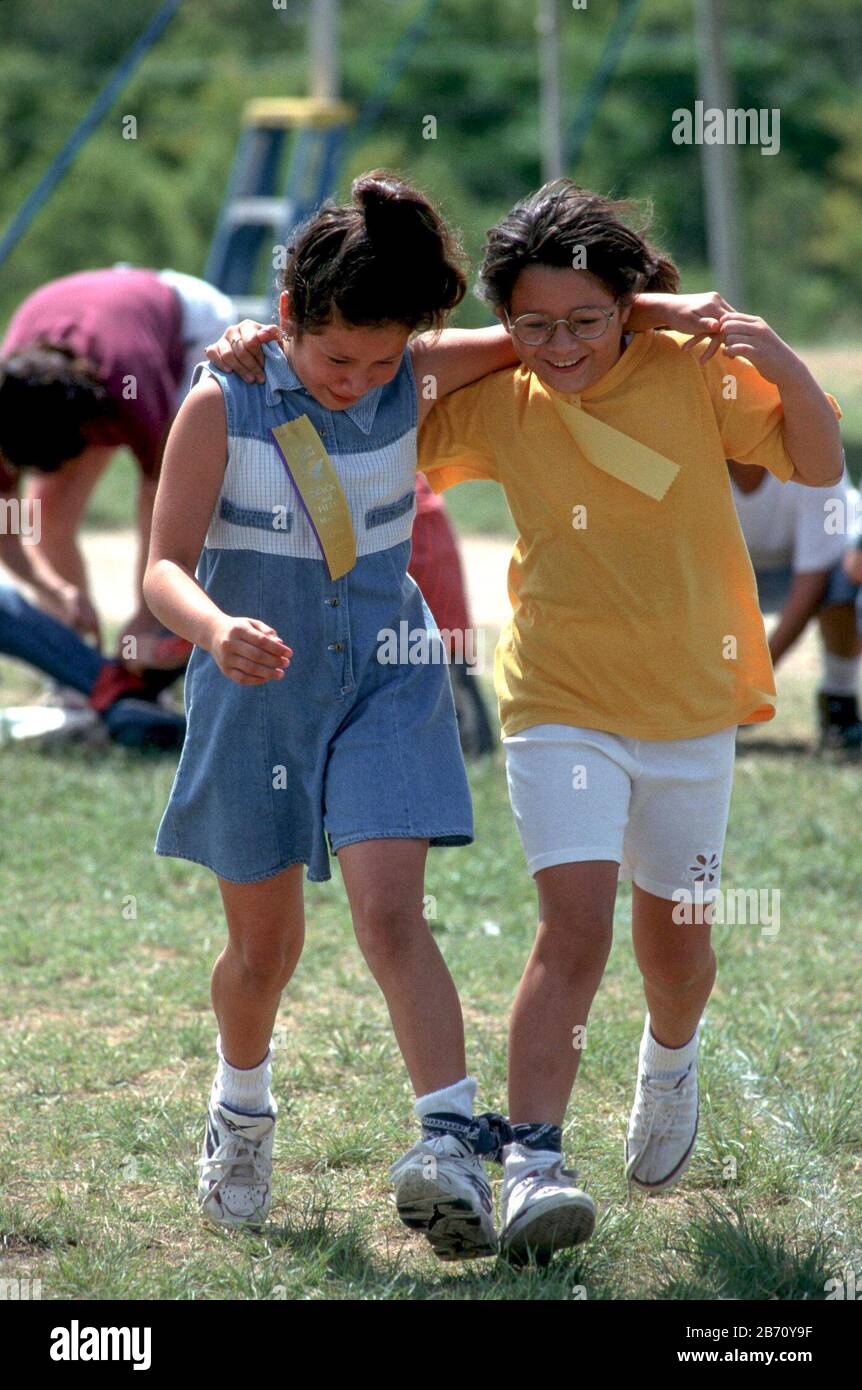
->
xmin=88 ymin=660 xmax=150 ymax=713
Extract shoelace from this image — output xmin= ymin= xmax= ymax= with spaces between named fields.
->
xmin=504 ymin=1160 xmax=587 ymax=1218
xmin=519 ymin=1159 xmax=580 ymax=1189
xmin=627 ymin=1071 xmax=695 ymax=1178
xmin=198 ymin=1133 xmax=272 ymax=1208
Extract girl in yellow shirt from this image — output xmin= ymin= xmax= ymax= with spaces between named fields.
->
xmin=418 ymin=180 xmax=843 ymax=1265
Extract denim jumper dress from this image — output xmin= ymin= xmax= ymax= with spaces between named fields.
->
xmin=154 ymin=340 xmax=474 ymax=882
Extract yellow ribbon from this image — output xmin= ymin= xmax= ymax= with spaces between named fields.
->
xmin=271 ymin=416 xmax=356 ymax=580
xmin=549 ymin=392 xmax=680 ymax=502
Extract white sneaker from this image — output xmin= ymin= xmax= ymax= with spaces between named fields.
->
xmin=625 ymin=1053 xmax=699 ymax=1194
xmin=197 ymin=1085 xmax=276 ymax=1228
xmin=0 ymin=704 xmax=102 ymax=747
xmin=499 ymin=1144 xmax=596 ymax=1265
xmin=390 ymin=1132 xmax=497 ymax=1261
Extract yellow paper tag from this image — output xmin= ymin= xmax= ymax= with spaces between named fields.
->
xmin=550 ymin=394 xmax=680 ymax=502
xmin=271 ymin=416 xmax=356 ymax=579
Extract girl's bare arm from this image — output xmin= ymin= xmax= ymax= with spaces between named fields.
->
xmin=718 ymin=315 xmax=844 ymax=486
xmin=144 ymin=378 xmax=232 ymax=647
xmin=144 ymin=378 xmax=292 ymax=684
xmin=410 ymin=293 xmax=742 ymax=428
xmin=410 ymin=326 xmax=518 ymax=427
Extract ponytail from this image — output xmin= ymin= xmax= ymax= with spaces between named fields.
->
xmin=280 ymin=170 xmax=467 ymax=333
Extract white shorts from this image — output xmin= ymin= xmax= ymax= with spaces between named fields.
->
xmin=158 ymin=268 xmax=236 ymax=406
xmin=503 ymin=723 xmax=738 ymax=900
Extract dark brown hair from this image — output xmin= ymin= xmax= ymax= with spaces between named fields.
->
xmin=479 ymin=180 xmax=680 ymax=310
xmin=0 ymin=342 xmax=113 ymax=473
xmin=280 ymin=171 xmax=467 ymax=333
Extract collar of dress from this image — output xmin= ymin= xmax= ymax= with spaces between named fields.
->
xmin=263 ymin=340 xmax=384 ymax=436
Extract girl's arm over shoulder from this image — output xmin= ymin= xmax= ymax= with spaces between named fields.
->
xmin=410 ymin=325 xmax=518 ymax=428
xmin=711 ymin=314 xmax=843 ymax=487
xmin=626 ymin=291 xmax=733 ymax=358
xmin=205 ymin=320 xmax=278 ymax=383
xmin=144 ymin=377 xmax=292 ymax=685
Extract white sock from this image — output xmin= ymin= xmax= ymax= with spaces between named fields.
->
xmin=640 ymin=1014 xmax=699 ymax=1079
xmin=214 ymin=1035 xmax=275 ymax=1115
xmin=504 ymin=1144 xmax=560 ymax=1173
xmin=820 ymin=651 xmax=860 ymax=698
xmin=414 ymin=1076 xmax=477 ymax=1121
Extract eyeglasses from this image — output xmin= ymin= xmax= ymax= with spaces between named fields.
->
xmin=504 ymin=304 xmax=618 ymax=347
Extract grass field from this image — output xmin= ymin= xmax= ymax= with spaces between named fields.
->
xmin=1 ymin=664 xmax=861 ymax=1301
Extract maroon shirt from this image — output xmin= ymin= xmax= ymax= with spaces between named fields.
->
xmin=0 ymin=268 xmax=184 ymax=490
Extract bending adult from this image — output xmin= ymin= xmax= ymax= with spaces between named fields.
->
xmin=0 ymin=265 xmax=233 ymax=663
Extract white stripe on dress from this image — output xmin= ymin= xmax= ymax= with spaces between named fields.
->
xmin=204 ymin=430 xmax=418 ymax=557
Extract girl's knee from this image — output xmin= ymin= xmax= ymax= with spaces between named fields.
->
xmin=534 ymin=911 xmax=614 ymax=978
xmin=641 ymin=948 xmax=716 ymax=995
xmin=351 ymin=893 xmax=425 ymax=967
xmin=230 ymin=933 xmax=303 ymax=989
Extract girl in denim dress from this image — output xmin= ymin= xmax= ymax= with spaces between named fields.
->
xmin=144 ymin=173 xmax=520 ymax=1259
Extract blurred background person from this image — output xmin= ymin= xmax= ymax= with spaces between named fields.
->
xmin=0 ymin=582 xmax=185 ymax=749
xmin=410 ymin=473 xmax=495 ymax=758
xmin=842 ymin=530 xmax=862 ymax=642
xmin=729 ymin=456 xmax=862 ymax=752
xmin=0 ymin=264 xmax=234 ymax=701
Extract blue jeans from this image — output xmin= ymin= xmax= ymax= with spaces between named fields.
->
xmin=755 ymin=560 xmax=860 ymax=616
xmin=0 ymin=584 xmax=185 ymax=747
xmin=0 ymin=584 xmax=102 ymax=692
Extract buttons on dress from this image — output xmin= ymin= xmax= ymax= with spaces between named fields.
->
xmin=328 ymin=641 xmax=344 ymax=652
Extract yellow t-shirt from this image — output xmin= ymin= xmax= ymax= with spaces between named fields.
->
xmin=418 ymin=329 xmax=841 ymax=741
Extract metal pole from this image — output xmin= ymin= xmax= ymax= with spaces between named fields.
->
xmin=310 ymin=0 xmax=339 ymax=101
xmin=0 ymin=0 xmax=183 ymax=271
xmin=537 ymin=0 xmax=563 ymax=181
xmin=693 ymin=0 xmax=743 ymax=303
xmin=567 ymin=0 xmax=642 ymax=170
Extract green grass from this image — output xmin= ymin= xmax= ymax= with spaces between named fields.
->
xmin=801 ymin=346 xmax=862 ymax=482
xmin=83 ymin=449 xmax=141 ymax=532
xmin=1 ymin=669 xmax=860 ymax=1300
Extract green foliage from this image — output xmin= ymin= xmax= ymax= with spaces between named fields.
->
xmin=0 ymin=0 xmax=860 ymax=342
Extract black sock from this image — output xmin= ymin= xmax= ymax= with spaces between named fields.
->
xmin=421 ymin=1111 xmax=475 ymax=1145
xmin=510 ymin=1122 xmax=562 ymax=1153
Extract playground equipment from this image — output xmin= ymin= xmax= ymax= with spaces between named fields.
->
xmin=0 ymin=0 xmax=183 ymax=272
xmin=0 ymin=0 xmax=651 ymax=288
xmin=204 ymin=0 xmax=441 ymax=317
xmin=204 ymin=98 xmax=355 ymax=321
xmin=0 ymin=0 xmax=441 ymax=293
